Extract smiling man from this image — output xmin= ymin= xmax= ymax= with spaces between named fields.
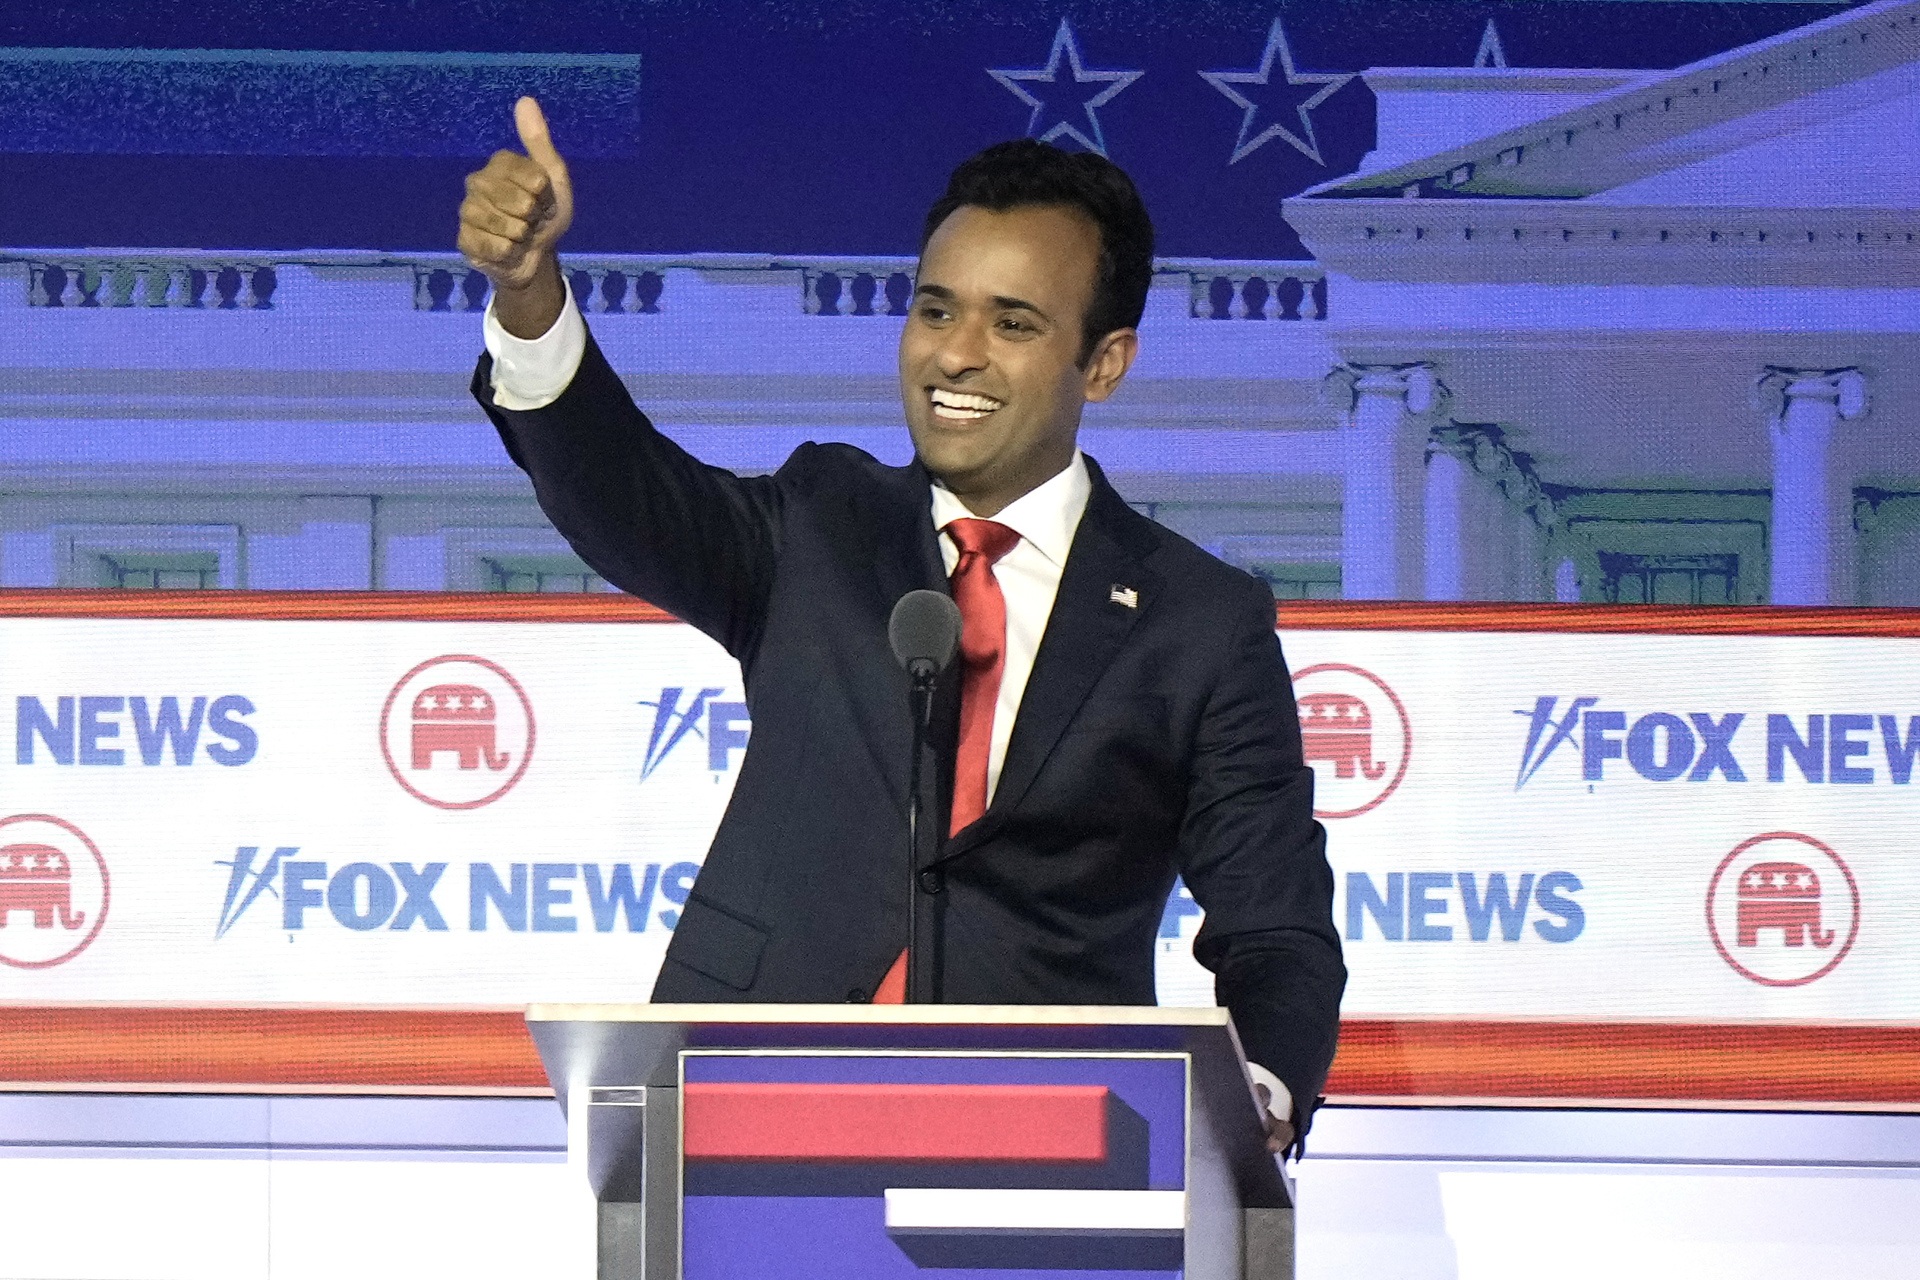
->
xmin=902 ymin=200 xmax=1133 ymax=517
xmin=463 ymin=99 xmax=1344 ymax=1152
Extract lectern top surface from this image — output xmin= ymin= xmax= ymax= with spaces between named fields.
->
xmin=526 ymin=1003 xmax=1233 ymax=1028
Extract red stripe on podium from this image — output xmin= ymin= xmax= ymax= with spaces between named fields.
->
xmin=682 ymin=1082 xmax=1112 ymax=1162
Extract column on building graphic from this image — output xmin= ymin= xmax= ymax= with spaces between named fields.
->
xmin=1327 ymin=362 xmax=1447 ymax=600
xmin=1757 ymin=367 xmax=1869 ymax=607
xmin=1424 ymin=422 xmax=1558 ymax=604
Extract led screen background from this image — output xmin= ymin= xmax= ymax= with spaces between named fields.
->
xmin=0 ymin=0 xmax=1915 ymax=1111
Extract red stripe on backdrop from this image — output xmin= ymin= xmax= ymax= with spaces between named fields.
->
xmin=0 ymin=1009 xmax=1916 ymax=1107
xmin=0 ymin=589 xmax=677 ymax=623
xmin=1328 ymin=1019 xmax=1920 ymax=1106
xmin=0 ymin=590 xmax=1913 ymax=637
xmin=1274 ymin=600 xmax=1920 ymax=638
xmin=681 ymin=1082 xmax=1112 ymax=1162
xmin=0 ymin=1006 xmax=548 ymax=1091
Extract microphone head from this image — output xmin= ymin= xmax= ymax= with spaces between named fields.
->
xmin=889 ymin=589 xmax=962 ymax=677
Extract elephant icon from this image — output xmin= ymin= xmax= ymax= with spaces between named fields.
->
xmin=1736 ymin=860 xmax=1834 ymax=948
xmin=0 ymin=843 xmax=87 ymax=930
xmin=1300 ymin=692 xmax=1387 ymax=781
xmin=410 ymin=683 xmax=511 ymax=771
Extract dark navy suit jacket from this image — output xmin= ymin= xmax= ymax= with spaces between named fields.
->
xmin=475 ymin=333 xmax=1345 ymax=1115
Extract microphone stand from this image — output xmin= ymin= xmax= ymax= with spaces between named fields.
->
xmin=904 ymin=660 xmax=937 ymax=1003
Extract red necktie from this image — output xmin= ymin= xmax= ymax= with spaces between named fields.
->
xmin=874 ymin=517 xmax=1021 ymax=1004
xmin=944 ymin=518 xmax=1023 ymax=834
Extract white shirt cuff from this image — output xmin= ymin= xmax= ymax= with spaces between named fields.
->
xmin=1247 ymin=1063 xmax=1293 ymax=1125
xmin=482 ymin=286 xmax=588 ymax=411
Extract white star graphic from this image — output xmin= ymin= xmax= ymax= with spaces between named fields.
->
xmin=1474 ymin=19 xmax=1509 ymax=70
xmin=988 ymin=19 xmax=1144 ymax=157
xmin=1199 ymin=16 xmax=1353 ymax=166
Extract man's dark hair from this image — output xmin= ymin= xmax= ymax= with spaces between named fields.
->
xmin=921 ymin=139 xmax=1155 ymax=367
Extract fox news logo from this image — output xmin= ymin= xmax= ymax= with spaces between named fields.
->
xmin=1342 ymin=870 xmax=1585 ymax=943
xmin=214 ymin=847 xmax=700 ymax=936
xmin=1514 ymin=698 xmax=1920 ymax=789
xmin=15 ymin=695 xmax=257 ymax=766
xmin=636 ymin=687 xmax=750 ymax=780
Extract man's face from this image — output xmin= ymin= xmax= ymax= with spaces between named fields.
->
xmin=899 ymin=203 xmax=1136 ymax=516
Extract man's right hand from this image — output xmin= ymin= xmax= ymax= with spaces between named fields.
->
xmin=459 ymin=96 xmax=573 ymax=339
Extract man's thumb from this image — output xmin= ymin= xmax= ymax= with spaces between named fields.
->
xmin=514 ymin=96 xmax=566 ymax=175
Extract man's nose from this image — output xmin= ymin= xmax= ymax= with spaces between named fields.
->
xmin=934 ymin=320 xmax=990 ymax=379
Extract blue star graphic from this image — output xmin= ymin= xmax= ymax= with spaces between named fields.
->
xmin=988 ymin=20 xmax=1144 ymax=157
xmin=1199 ymin=17 xmax=1354 ymax=166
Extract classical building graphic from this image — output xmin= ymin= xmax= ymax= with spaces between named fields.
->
xmin=1287 ymin=0 xmax=1918 ymax=606
xmin=0 ymin=1 xmax=1913 ymax=604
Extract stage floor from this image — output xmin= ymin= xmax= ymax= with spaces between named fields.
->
xmin=0 ymin=1093 xmax=1914 ymax=1277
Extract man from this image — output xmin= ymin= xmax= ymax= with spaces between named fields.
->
xmin=461 ymin=98 xmax=1343 ymax=1150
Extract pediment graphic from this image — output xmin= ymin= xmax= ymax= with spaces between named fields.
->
xmin=1302 ymin=0 xmax=1920 ymax=203
xmin=1288 ymin=0 xmax=1920 ymax=287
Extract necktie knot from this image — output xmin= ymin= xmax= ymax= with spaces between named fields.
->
xmin=947 ymin=519 xmax=1019 ymax=673
xmin=947 ymin=517 xmax=1020 ymax=565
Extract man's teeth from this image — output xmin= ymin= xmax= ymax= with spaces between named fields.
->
xmin=930 ymin=389 xmax=1002 ymax=420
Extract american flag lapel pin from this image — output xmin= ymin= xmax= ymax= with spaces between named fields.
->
xmin=1109 ymin=584 xmax=1139 ymax=609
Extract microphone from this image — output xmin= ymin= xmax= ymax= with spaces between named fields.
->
xmin=889 ymin=589 xmax=961 ymax=683
xmin=887 ymin=589 xmax=961 ymax=1003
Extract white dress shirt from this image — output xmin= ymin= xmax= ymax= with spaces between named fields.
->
xmin=483 ymin=291 xmax=1293 ymax=1124
xmin=929 ymin=455 xmax=1088 ymax=806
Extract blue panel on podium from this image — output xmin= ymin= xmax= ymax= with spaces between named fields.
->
xmin=679 ymin=1052 xmax=1188 ymax=1278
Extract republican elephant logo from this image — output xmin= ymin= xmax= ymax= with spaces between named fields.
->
xmin=0 ymin=815 xmax=110 ymax=969
xmin=1299 ymin=691 xmax=1388 ymax=781
xmin=410 ymin=683 xmax=511 ymax=771
xmin=0 ymin=844 xmax=87 ymax=930
xmin=380 ymin=656 xmax=535 ymax=810
xmin=1734 ymin=860 xmax=1833 ymax=949
xmin=1707 ymin=833 xmax=1859 ymax=988
xmin=1290 ymin=663 xmax=1411 ymax=819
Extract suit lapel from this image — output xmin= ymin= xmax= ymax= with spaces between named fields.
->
xmin=938 ymin=460 xmax=1160 ymax=862
xmin=855 ymin=461 xmax=953 ymax=832
xmin=871 ymin=459 xmax=947 ymax=609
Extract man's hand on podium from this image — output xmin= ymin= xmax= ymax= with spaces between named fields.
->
xmin=458 ymin=96 xmax=572 ymax=340
xmin=1253 ymin=1083 xmax=1296 ymax=1156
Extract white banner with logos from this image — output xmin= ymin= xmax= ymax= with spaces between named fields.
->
xmin=1224 ymin=628 xmax=1920 ymax=1026
xmin=1 ymin=614 xmax=1915 ymax=1024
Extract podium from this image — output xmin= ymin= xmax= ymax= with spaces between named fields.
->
xmin=527 ymin=1004 xmax=1295 ymax=1280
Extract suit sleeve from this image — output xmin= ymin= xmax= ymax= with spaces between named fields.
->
xmin=473 ymin=329 xmax=785 ymax=661
xmin=1176 ymin=578 xmax=1346 ymax=1133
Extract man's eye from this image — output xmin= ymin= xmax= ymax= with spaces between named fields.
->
xmin=997 ymin=317 xmax=1034 ymax=333
xmin=917 ymin=306 xmax=950 ymax=322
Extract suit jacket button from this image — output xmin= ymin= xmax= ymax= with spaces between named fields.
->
xmin=918 ymin=869 xmax=943 ymax=894
xmin=846 ymin=987 xmax=868 ymax=1003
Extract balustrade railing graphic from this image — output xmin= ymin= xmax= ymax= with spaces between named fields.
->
xmin=13 ymin=251 xmax=1327 ymax=321
xmin=27 ymin=259 xmax=277 ymax=309
xmin=1188 ymin=267 xmax=1329 ymax=321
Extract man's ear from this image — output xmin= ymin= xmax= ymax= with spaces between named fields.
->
xmin=1082 ymin=328 xmax=1139 ymax=404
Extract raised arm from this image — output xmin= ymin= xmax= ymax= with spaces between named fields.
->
xmin=461 ymin=98 xmax=784 ymax=659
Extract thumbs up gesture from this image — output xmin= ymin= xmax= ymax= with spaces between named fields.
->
xmin=458 ymin=97 xmax=573 ymax=334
